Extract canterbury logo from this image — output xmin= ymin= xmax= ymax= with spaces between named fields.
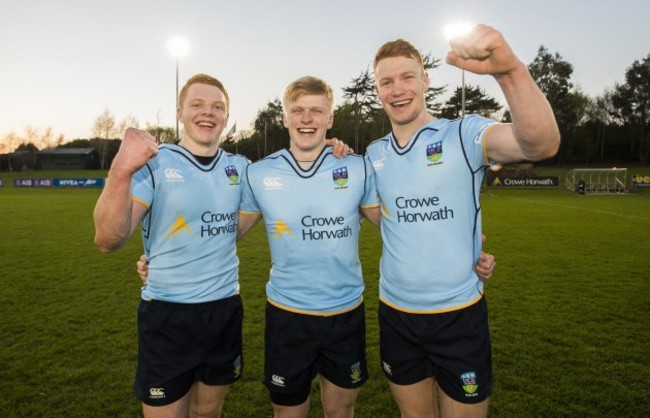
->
xmin=382 ymin=361 xmax=392 ymax=375
xmin=271 ymin=374 xmax=285 ymax=387
xmin=263 ymin=177 xmax=282 ymax=189
xmin=149 ymin=387 xmax=165 ymax=398
xmin=164 ymin=168 xmax=184 ymax=180
xmin=373 ymin=159 xmax=385 ymax=169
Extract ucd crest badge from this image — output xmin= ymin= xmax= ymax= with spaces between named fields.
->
xmin=233 ymin=355 xmax=242 ymax=378
xmin=333 ymin=166 xmax=348 ymax=187
xmin=350 ymin=361 xmax=362 ymax=383
xmin=225 ymin=165 xmax=239 ymax=183
xmin=427 ymin=141 xmax=443 ymax=163
xmin=460 ymin=371 xmax=478 ymax=396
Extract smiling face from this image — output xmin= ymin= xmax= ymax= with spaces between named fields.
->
xmin=282 ymin=76 xmax=334 ymax=159
xmin=374 ymin=55 xmax=430 ymax=129
xmin=284 ymin=94 xmax=333 ymax=155
xmin=177 ymin=75 xmax=229 ymax=155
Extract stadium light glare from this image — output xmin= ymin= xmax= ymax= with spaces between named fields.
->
xmin=443 ymin=22 xmax=475 ymax=119
xmin=443 ymin=22 xmax=475 ymax=40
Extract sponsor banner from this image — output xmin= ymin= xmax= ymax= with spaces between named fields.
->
xmin=53 ymin=178 xmax=105 ymax=188
xmin=14 ymin=178 xmax=52 ymax=187
xmin=486 ymin=175 xmax=559 ymax=188
xmin=632 ymin=175 xmax=650 ymax=188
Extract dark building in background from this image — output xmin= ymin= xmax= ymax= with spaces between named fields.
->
xmin=36 ymin=148 xmax=99 ymax=170
xmin=0 ymin=151 xmax=36 ymax=171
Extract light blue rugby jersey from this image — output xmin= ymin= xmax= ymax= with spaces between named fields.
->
xmin=240 ymin=147 xmax=379 ymax=315
xmin=132 ymin=144 xmax=249 ymax=303
xmin=365 ymin=115 xmax=495 ymax=313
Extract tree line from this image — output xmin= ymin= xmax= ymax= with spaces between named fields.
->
xmin=4 ymin=46 xmax=649 ymax=167
xmin=224 ymin=46 xmax=650 ymax=165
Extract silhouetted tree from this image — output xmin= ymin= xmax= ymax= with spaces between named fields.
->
xmin=529 ymin=46 xmax=582 ymax=163
xmin=342 ymin=68 xmax=381 ymax=152
xmin=438 ymin=85 xmax=501 ymax=119
xmin=611 ymin=53 xmax=650 ymax=163
xmin=92 ymin=108 xmax=117 ymax=169
xmin=253 ymin=99 xmax=287 ymax=159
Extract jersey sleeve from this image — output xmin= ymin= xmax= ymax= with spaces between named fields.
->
xmin=132 ymin=162 xmax=155 ymax=209
xmin=460 ymin=114 xmax=496 ymax=171
xmin=239 ymin=164 xmax=260 ymax=213
xmin=360 ymin=155 xmax=380 ymax=208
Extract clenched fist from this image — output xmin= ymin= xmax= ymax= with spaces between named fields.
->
xmin=111 ymin=128 xmax=159 ymax=175
xmin=446 ymin=24 xmax=520 ymax=77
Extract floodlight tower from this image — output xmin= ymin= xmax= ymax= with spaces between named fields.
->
xmin=443 ymin=22 xmax=475 ymax=117
xmin=167 ymin=37 xmax=190 ymax=140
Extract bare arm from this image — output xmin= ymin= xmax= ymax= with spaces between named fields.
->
xmin=93 ymin=171 xmax=147 ymax=252
xmin=487 ymin=62 xmax=560 ymax=163
xmin=447 ymin=24 xmax=560 ymax=163
xmin=360 ymin=206 xmax=382 ymax=228
xmin=93 ymin=128 xmax=158 ymax=252
xmin=237 ymin=212 xmax=263 ymax=242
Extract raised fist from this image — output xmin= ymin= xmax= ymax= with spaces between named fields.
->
xmin=111 ymin=128 xmax=159 ymax=174
xmin=446 ymin=24 xmax=520 ymax=76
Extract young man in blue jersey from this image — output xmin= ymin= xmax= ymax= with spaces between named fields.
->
xmin=236 ymin=76 xmax=379 ymax=418
xmin=134 ymin=74 xmax=496 ymax=416
xmin=94 ymin=73 xmax=249 ymax=418
xmin=364 ymin=25 xmax=560 ymax=418
xmin=234 ymin=76 xmax=494 ymax=418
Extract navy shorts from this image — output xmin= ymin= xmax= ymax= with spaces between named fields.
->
xmin=263 ymin=302 xmax=368 ymax=405
xmin=134 ymin=295 xmax=243 ymax=406
xmin=379 ymin=297 xmax=492 ymax=403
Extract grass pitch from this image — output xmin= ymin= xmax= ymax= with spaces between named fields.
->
xmin=0 ymin=170 xmax=648 ymax=417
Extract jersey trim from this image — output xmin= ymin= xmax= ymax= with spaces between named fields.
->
xmin=238 ymin=209 xmax=261 ymax=215
xmin=390 ymin=126 xmax=440 ymax=155
xmin=262 ymin=147 xmax=332 ymax=179
xmin=379 ymin=294 xmax=483 ymax=314
xmin=359 ymin=203 xmax=380 ymax=209
xmin=267 ymin=297 xmax=364 ymax=317
xmin=482 ymin=124 xmax=498 ymax=165
xmin=133 ymin=197 xmax=150 ymax=209
xmin=458 ymin=118 xmax=486 ymax=262
xmin=161 ymin=145 xmax=225 ymax=172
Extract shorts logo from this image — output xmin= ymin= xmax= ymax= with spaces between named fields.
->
xmin=332 ymin=166 xmax=348 ymax=187
xmin=271 ymin=374 xmax=285 ymax=387
xmin=460 ymin=371 xmax=479 ymax=396
xmin=225 ymin=165 xmax=239 ymax=184
xmin=264 ymin=177 xmax=282 ymax=189
xmin=149 ymin=387 xmax=165 ymax=399
xmin=233 ymin=355 xmax=242 ymax=378
xmin=426 ymin=141 xmax=443 ymax=164
xmin=350 ymin=361 xmax=362 ymax=383
xmin=164 ymin=168 xmax=184 ymax=181
xmin=382 ymin=361 xmax=392 ymax=375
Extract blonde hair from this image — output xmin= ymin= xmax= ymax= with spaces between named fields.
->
xmin=283 ymin=76 xmax=334 ymax=112
xmin=373 ymin=39 xmax=424 ymax=71
xmin=178 ymin=73 xmax=230 ymax=112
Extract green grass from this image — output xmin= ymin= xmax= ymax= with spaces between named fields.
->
xmin=0 ymin=170 xmax=649 ymax=417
